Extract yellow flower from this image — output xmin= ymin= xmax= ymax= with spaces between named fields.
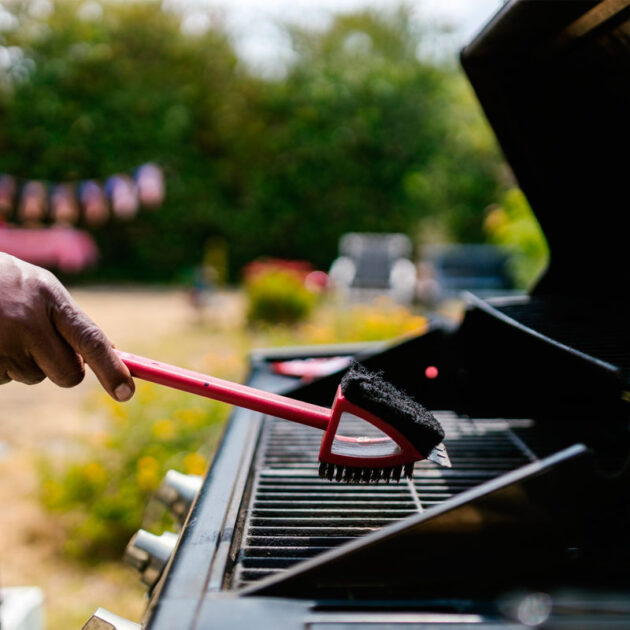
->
xmin=83 ymin=461 xmax=107 ymax=484
xmin=174 ymin=408 xmax=205 ymax=427
xmin=152 ymin=418 xmax=177 ymax=440
xmin=484 ymin=207 xmax=508 ymax=234
xmin=303 ymin=324 xmax=334 ymax=343
xmin=105 ymin=396 xmax=128 ymax=422
xmin=137 ymin=455 xmax=159 ymax=473
xmin=137 ymin=467 xmax=159 ymax=491
xmin=184 ymin=452 xmax=208 ymax=475
xmin=137 ymin=382 xmax=158 ymax=405
xmin=42 ymin=480 xmax=63 ymax=506
xmin=136 ymin=456 xmax=160 ymax=490
xmin=403 ymin=316 xmax=428 ymax=335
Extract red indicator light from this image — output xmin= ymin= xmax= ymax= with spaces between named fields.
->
xmin=425 ymin=365 xmax=439 ymax=379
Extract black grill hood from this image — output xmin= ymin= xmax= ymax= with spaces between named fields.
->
xmin=461 ymin=0 xmax=630 ymax=296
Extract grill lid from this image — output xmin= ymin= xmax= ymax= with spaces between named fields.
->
xmin=461 ymin=0 xmax=630 ymax=295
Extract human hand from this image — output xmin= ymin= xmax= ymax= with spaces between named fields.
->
xmin=0 ymin=253 xmax=134 ymax=401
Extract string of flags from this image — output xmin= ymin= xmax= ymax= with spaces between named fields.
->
xmin=0 ymin=162 xmax=165 ymax=227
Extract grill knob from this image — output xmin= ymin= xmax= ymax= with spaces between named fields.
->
xmin=124 ymin=529 xmax=178 ymax=589
xmin=81 ymin=607 xmax=141 ymax=629
xmin=155 ymin=470 xmax=202 ymax=523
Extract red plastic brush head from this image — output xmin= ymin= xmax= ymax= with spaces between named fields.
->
xmin=318 ymin=364 xmax=450 ymax=483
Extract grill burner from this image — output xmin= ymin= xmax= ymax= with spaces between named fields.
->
xmin=231 ymin=412 xmax=536 ymax=588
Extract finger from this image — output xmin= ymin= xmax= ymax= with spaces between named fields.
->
xmin=51 ymin=300 xmax=135 ymax=401
xmin=28 ymin=326 xmax=86 ymax=388
xmin=0 ymin=369 xmax=11 ymax=385
xmin=5 ymin=355 xmax=46 ymax=385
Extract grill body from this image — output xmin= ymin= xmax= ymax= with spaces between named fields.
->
xmin=140 ymin=1 xmax=630 ymax=627
xmin=143 ymin=331 xmax=630 ymax=628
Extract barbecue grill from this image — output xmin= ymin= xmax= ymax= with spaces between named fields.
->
xmin=82 ymin=1 xmax=630 ymax=627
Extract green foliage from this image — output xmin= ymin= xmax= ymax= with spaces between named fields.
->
xmin=218 ymin=10 xmax=504 ymax=273
xmin=484 ymin=188 xmax=549 ymax=289
xmin=0 ymin=1 xmax=505 ymax=280
xmin=40 ymin=384 xmax=227 ymax=560
xmin=246 ymin=269 xmax=317 ymax=325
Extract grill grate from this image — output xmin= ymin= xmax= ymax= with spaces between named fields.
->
xmin=230 ymin=411 xmax=537 ymax=588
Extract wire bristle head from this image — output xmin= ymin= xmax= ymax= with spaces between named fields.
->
xmin=318 ymin=462 xmax=414 ymax=484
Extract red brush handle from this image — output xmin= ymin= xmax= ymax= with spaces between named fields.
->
xmin=115 ymin=350 xmax=331 ymax=431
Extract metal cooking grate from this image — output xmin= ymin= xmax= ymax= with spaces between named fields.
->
xmin=230 ymin=412 xmax=536 ymax=588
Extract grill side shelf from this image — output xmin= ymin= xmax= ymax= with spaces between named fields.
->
xmin=229 ymin=411 xmax=536 ymax=589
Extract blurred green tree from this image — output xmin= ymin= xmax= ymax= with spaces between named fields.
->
xmin=0 ymin=0 xmax=243 ymax=280
xmin=0 ymin=1 xmax=505 ymax=281
xmin=214 ymin=9 xmax=506 ymax=272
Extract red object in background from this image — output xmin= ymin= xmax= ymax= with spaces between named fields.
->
xmin=425 ymin=365 xmax=439 ymax=379
xmin=0 ymin=224 xmax=99 ymax=273
xmin=243 ymin=258 xmax=328 ymax=291
xmin=243 ymin=258 xmax=315 ymax=282
xmin=305 ymin=270 xmax=329 ymax=292
xmin=272 ymin=356 xmax=353 ymax=382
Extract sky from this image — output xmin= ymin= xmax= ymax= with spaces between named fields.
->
xmin=2 ymin=1 xmax=507 ymax=77
xmin=166 ymin=0 xmax=506 ymax=75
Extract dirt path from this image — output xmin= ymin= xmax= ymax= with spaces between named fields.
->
xmin=0 ymin=288 xmax=244 ymax=628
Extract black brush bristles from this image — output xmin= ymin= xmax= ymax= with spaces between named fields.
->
xmin=340 ymin=362 xmax=444 ymax=458
xmin=317 ymin=363 xmax=445 ymax=484
xmin=317 ymin=463 xmax=415 ymax=483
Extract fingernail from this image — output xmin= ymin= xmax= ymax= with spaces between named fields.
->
xmin=114 ymin=383 xmax=133 ymax=402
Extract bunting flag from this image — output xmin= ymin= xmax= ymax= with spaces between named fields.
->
xmin=78 ymin=180 xmax=109 ymax=226
xmin=0 ymin=174 xmax=16 ymax=215
xmin=0 ymin=162 xmax=165 ymax=227
xmin=105 ymin=174 xmax=139 ymax=219
xmin=135 ymin=162 xmax=164 ymax=208
xmin=18 ymin=180 xmax=48 ymax=224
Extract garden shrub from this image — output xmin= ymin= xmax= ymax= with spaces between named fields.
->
xmin=246 ymin=269 xmax=317 ymax=325
xmin=40 ymin=383 xmax=228 ymax=561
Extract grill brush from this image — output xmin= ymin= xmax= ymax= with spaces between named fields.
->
xmin=115 ymin=351 xmax=450 ymax=482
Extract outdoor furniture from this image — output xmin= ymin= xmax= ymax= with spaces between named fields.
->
xmin=328 ymin=232 xmax=417 ymax=303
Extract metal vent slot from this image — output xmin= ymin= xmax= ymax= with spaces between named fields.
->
xmin=230 ymin=412 xmax=536 ymax=588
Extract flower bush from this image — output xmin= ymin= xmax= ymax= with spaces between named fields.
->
xmin=40 ymin=383 xmax=228 ymax=560
xmin=246 ymin=268 xmax=318 ymax=325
